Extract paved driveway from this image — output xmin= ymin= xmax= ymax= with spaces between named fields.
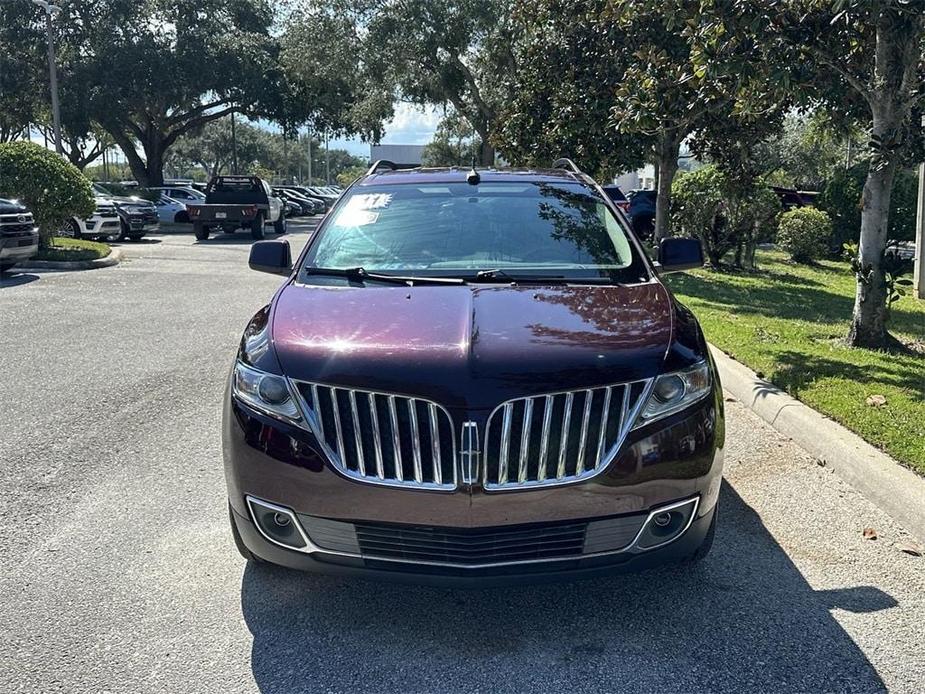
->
xmin=2 ymin=223 xmax=923 ymax=693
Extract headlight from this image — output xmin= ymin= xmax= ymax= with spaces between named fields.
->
xmin=232 ymin=361 xmax=302 ymax=424
xmin=634 ymin=361 xmax=712 ymax=428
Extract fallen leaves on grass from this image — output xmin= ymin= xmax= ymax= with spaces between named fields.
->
xmin=866 ymin=394 xmax=887 ymax=407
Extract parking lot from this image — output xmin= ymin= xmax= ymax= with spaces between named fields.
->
xmin=2 ymin=220 xmax=924 ymax=693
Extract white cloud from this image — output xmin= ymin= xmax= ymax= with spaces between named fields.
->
xmin=329 ymin=103 xmax=442 ymax=158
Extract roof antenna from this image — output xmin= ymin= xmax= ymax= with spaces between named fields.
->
xmin=466 ymin=156 xmax=480 ymax=185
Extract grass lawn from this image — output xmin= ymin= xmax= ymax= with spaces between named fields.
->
xmin=36 ymin=237 xmax=111 ymax=262
xmin=664 ymin=250 xmax=925 ymax=474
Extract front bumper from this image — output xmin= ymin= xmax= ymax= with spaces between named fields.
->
xmin=231 ymin=500 xmax=716 ymax=586
xmin=0 ymin=231 xmax=39 ymax=262
xmin=83 ymin=215 xmax=122 ymax=238
xmin=223 ymin=382 xmax=724 ymax=582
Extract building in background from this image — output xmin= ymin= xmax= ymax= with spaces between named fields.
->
xmin=370 ymin=144 xmax=426 ymax=166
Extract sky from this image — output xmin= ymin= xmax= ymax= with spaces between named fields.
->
xmin=327 ymin=103 xmax=442 ymax=158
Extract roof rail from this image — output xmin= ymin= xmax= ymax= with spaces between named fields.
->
xmin=366 ymin=159 xmax=398 ymax=176
xmin=552 ymin=158 xmax=582 ymax=174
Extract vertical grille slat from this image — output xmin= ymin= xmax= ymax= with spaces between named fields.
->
xmin=349 ymin=390 xmax=366 ymax=475
xmin=517 ymin=399 xmax=534 ymax=483
xmin=575 ymin=389 xmax=594 ymax=475
xmin=388 ymin=395 xmax=404 ymax=482
xmin=369 ymin=393 xmax=385 ymax=479
xmin=408 ymin=399 xmax=424 ymax=484
xmin=428 ymin=403 xmax=442 ymax=485
xmin=484 ymin=379 xmax=651 ymax=490
xmin=556 ymin=392 xmax=574 ymax=479
xmin=499 ymin=403 xmax=513 ymax=485
xmin=296 ymin=382 xmax=456 ymax=490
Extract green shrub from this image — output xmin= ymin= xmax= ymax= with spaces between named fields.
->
xmin=36 ymin=237 xmax=111 ymax=262
xmin=818 ymin=163 xmax=917 ymax=251
xmin=671 ymin=165 xmax=780 ymax=268
xmin=776 ymin=207 xmax=831 ymax=263
xmin=0 ymin=141 xmax=95 ymax=247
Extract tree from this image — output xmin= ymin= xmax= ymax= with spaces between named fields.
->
xmin=50 ymin=0 xmax=329 ymax=187
xmin=0 ymin=2 xmax=45 ymax=142
xmin=322 ymin=0 xmax=517 ymax=165
xmin=497 ymin=0 xmax=649 ymax=178
xmin=0 ymin=142 xmax=95 ymax=247
xmin=169 ymin=119 xmax=268 ymax=179
xmin=693 ymin=0 xmax=925 ymax=348
xmin=421 ymin=112 xmax=481 ymax=166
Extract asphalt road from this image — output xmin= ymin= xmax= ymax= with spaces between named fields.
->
xmin=2 ymin=222 xmax=924 ymax=693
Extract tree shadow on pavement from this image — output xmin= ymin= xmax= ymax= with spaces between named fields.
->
xmin=240 ymin=482 xmax=894 ymax=693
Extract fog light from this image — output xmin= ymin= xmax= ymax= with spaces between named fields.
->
xmin=653 ymin=512 xmax=672 ymax=527
xmin=634 ymin=497 xmax=699 ymax=551
xmin=246 ymin=496 xmax=307 ymax=550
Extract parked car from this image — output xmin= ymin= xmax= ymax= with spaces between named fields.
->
xmin=93 ymin=184 xmax=159 ymax=241
xmin=224 ymin=161 xmax=722 ymax=585
xmin=61 ymin=196 xmax=122 ymax=241
xmin=277 ymin=186 xmax=327 ymax=213
xmin=302 ymin=186 xmax=339 ymax=209
xmin=0 ymin=198 xmax=39 ymax=273
xmin=627 ymin=189 xmax=657 ymax=241
xmin=282 ymin=200 xmax=302 ymax=218
xmin=154 ymin=195 xmax=191 ymax=224
xmin=602 ymin=184 xmax=631 ymax=213
xmin=186 ymin=175 xmax=286 ymax=241
xmin=274 ymin=188 xmax=323 ymax=216
xmin=150 ymin=186 xmax=206 ymax=204
xmin=769 ymin=186 xmax=816 ymax=210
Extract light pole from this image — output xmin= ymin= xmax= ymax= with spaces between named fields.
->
xmin=32 ymin=0 xmax=63 ymax=155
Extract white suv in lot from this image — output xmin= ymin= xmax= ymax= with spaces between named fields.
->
xmin=62 ymin=196 xmax=122 ymax=241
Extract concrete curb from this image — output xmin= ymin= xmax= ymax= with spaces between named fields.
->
xmin=18 ymin=247 xmax=123 ymax=271
xmin=711 ymin=344 xmax=925 ymax=542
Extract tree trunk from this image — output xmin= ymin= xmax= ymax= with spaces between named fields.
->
xmin=847 ymin=157 xmax=897 ymax=347
xmin=479 ymin=137 xmax=495 ymax=167
xmin=653 ymin=133 xmax=681 ymax=244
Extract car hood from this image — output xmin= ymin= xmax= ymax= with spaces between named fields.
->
xmin=0 ymin=198 xmax=28 ymax=214
xmin=271 ymin=281 xmax=674 ymax=411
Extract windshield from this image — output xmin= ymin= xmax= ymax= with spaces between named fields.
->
xmin=302 ymin=181 xmax=647 ymax=282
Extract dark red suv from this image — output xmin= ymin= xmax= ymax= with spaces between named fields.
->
xmin=223 ymin=160 xmax=724 ymax=585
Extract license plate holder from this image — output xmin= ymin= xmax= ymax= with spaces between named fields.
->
xmin=215 ymin=212 xmax=227 ymax=219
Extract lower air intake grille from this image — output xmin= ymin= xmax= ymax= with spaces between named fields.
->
xmin=298 ymin=513 xmax=648 ymax=567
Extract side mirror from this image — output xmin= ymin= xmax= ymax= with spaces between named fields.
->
xmin=657 ymin=238 xmax=704 ymax=273
xmin=249 ymin=240 xmax=292 ymax=276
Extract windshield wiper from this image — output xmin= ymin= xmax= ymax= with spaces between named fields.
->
xmin=303 ymin=267 xmax=465 ymax=285
xmin=473 ymin=269 xmax=612 ymax=284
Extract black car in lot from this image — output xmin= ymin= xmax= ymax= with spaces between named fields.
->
xmin=93 ymin=184 xmax=159 ymax=241
xmin=0 ymin=198 xmax=39 ymax=272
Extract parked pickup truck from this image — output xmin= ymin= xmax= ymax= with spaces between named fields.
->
xmin=186 ymin=175 xmax=286 ymax=241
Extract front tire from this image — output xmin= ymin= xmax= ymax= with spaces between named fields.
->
xmin=61 ymin=220 xmax=82 ymax=240
xmin=193 ymin=222 xmax=209 ymax=241
xmin=250 ymin=213 xmax=265 ymax=240
xmin=274 ymin=214 xmax=287 ymax=235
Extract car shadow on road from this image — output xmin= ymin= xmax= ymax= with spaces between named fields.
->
xmin=0 ymin=271 xmax=41 ymax=287
xmin=240 ymin=482 xmax=895 ymax=693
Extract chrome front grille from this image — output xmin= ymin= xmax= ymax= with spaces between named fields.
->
xmin=483 ymin=380 xmax=652 ymax=489
xmin=296 ymin=383 xmax=457 ymax=490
